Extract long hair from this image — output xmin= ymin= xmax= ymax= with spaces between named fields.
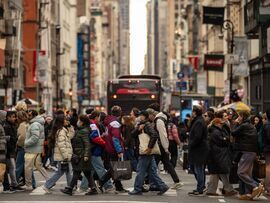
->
xmin=48 ymin=113 xmax=65 ymax=150
xmin=122 ymin=115 xmax=134 ymax=127
xmin=79 ymin=114 xmax=90 ymax=127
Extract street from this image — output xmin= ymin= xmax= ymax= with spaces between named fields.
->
xmin=0 ymin=165 xmax=269 ymax=203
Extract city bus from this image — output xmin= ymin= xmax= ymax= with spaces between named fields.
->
xmin=107 ymin=75 xmax=162 ymax=114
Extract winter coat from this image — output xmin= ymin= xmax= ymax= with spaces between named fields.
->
xmin=133 ymin=120 xmax=159 ymax=151
xmin=155 ymin=112 xmax=170 ymax=153
xmin=3 ymin=121 xmax=17 ymax=158
xmin=104 ymin=115 xmax=124 ymax=155
xmin=71 ymin=126 xmax=91 ymax=171
xmin=0 ymin=123 xmax=7 ymax=163
xmin=231 ymin=120 xmax=258 ymax=153
xmin=122 ymin=125 xmax=135 ymax=149
xmin=24 ymin=116 xmax=45 ymax=154
xmin=207 ymin=125 xmax=231 ymax=174
xmin=256 ymin=123 xmax=264 ymax=155
xmin=168 ymin=122 xmax=180 ymax=145
xmin=264 ymin=120 xmax=270 ymax=152
xmin=54 ymin=126 xmax=75 ymax=161
xmin=17 ymin=121 xmax=28 ymax=148
xmin=89 ymin=120 xmax=106 ymax=157
xmin=188 ymin=116 xmax=209 ymax=165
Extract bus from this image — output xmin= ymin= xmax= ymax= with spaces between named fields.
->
xmin=107 ymin=75 xmax=162 ymax=114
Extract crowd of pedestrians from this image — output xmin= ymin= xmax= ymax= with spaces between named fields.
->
xmin=0 ymin=100 xmax=269 ymax=201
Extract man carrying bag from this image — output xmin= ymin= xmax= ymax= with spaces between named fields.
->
xmin=128 ymin=110 xmax=169 ymax=195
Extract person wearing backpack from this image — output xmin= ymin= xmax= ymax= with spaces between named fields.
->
xmin=167 ymin=120 xmax=180 ymax=168
xmin=154 ymin=111 xmax=183 ymax=190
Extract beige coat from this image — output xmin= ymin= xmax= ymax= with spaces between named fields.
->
xmin=17 ymin=122 xmax=29 ymax=148
xmin=54 ymin=126 xmax=75 ymax=161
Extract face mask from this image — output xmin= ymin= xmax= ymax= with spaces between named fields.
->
xmin=77 ymin=121 xmax=81 ymax=128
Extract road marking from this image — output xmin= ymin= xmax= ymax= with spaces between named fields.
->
xmin=1 ymin=202 xmax=168 ymax=203
xmin=218 ymin=199 xmax=226 ymax=203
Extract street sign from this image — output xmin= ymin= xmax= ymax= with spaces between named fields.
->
xmin=177 ymin=72 xmax=184 ymax=79
xmin=225 ymin=54 xmax=240 ymax=65
xmin=176 ymin=81 xmax=187 ymax=91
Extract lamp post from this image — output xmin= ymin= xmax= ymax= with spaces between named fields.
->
xmin=220 ymin=19 xmax=234 ymax=99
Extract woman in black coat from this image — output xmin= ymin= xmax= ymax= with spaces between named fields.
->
xmin=61 ymin=115 xmax=97 ymax=196
xmin=206 ymin=118 xmax=236 ymax=196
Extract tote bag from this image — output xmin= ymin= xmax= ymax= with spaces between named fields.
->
xmin=138 ymin=131 xmax=161 ymax=155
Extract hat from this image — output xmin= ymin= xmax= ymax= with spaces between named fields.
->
xmin=146 ymin=108 xmax=158 ymax=116
xmin=139 ymin=110 xmax=149 ymax=118
xmin=0 ymin=110 xmax=7 ymax=122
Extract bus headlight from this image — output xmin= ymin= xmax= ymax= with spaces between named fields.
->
xmin=151 ymin=95 xmax=156 ymax=99
xmin=113 ymin=95 xmax=117 ymax=99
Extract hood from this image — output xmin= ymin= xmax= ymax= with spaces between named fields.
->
xmin=30 ymin=115 xmax=45 ymax=125
xmin=155 ymin=112 xmax=168 ymax=120
xmin=0 ymin=110 xmax=7 ymax=123
xmin=104 ymin=115 xmax=117 ymax=126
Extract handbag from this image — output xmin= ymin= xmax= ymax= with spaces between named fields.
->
xmin=253 ymin=159 xmax=266 ymax=179
xmin=138 ymin=131 xmax=161 ymax=155
xmin=0 ymin=163 xmax=6 ymax=183
xmin=111 ymin=159 xmax=132 ymax=181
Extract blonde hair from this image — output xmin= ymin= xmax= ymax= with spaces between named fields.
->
xmin=15 ymin=101 xmax=27 ymax=111
xmin=17 ymin=111 xmax=28 ymax=122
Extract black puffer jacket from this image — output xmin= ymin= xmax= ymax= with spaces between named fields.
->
xmin=71 ymin=126 xmax=91 ymax=171
xmin=3 ymin=121 xmax=17 ymax=159
xmin=122 ymin=125 xmax=135 ymax=149
xmin=0 ymin=123 xmax=7 ymax=163
xmin=188 ymin=116 xmax=209 ymax=165
xmin=264 ymin=121 xmax=270 ymax=152
xmin=207 ymin=125 xmax=231 ymax=174
xmin=231 ymin=120 xmax=258 ymax=153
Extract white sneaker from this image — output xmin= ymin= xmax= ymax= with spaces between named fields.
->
xmin=42 ymin=186 xmax=51 ymax=194
xmin=171 ymin=182 xmax=184 ymax=190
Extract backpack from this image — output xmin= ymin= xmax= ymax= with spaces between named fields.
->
xmin=154 ymin=116 xmax=169 ymax=135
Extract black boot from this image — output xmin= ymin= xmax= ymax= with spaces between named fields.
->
xmin=61 ymin=187 xmax=73 ymax=196
xmin=85 ymin=188 xmax=98 ymax=195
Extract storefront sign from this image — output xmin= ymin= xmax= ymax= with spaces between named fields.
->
xmin=233 ymin=37 xmax=249 ymax=77
xmin=203 ymin=7 xmax=225 ymax=25
xmin=204 ymin=54 xmax=224 ymax=72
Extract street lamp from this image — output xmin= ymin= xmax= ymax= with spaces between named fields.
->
xmin=220 ymin=19 xmax=235 ymax=100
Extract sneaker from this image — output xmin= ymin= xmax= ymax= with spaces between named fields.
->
xmin=2 ymin=189 xmax=16 ymax=194
xmin=188 ymin=191 xmax=204 ymax=196
xmin=25 ymin=186 xmax=34 ymax=191
xmin=13 ymin=186 xmax=25 ymax=192
xmin=251 ymin=184 xmax=263 ymax=199
xmin=42 ymin=186 xmax=51 ymax=194
xmin=224 ymin=190 xmax=238 ymax=196
xmin=157 ymin=186 xmax=169 ymax=195
xmin=105 ymin=187 xmax=117 ymax=194
xmin=77 ymin=188 xmax=88 ymax=194
xmin=85 ymin=188 xmax=98 ymax=195
xmin=128 ymin=190 xmax=143 ymax=195
xmin=238 ymin=194 xmax=252 ymax=200
xmin=171 ymin=182 xmax=184 ymax=190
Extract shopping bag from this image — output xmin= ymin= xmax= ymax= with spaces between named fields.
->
xmin=0 ymin=163 xmax=6 ymax=183
xmin=111 ymin=160 xmax=132 ymax=181
xmin=138 ymin=131 xmax=161 ymax=155
xmin=253 ymin=159 xmax=266 ymax=179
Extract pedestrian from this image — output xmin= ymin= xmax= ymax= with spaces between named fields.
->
xmin=130 ymin=107 xmax=140 ymax=127
xmin=128 ymin=110 xmax=169 ymax=195
xmin=167 ymin=119 xmax=180 ymax=168
xmin=203 ymin=111 xmax=215 ymax=126
xmin=122 ymin=115 xmax=137 ymax=172
xmin=42 ymin=112 xmax=74 ymax=193
xmin=231 ymin=110 xmax=263 ymax=200
xmin=61 ymin=115 xmax=97 ymax=196
xmin=103 ymin=106 xmax=128 ymax=193
xmin=88 ymin=111 xmax=115 ymax=193
xmin=251 ymin=114 xmax=264 ymax=158
xmin=15 ymin=111 xmax=36 ymax=188
xmin=264 ymin=109 xmax=270 ymax=197
xmin=24 ymin=110 xmax=49 ymax=190
xmin=154 ymin=108 xmax=183 ymax=190
xmin=3 ymin=111 xmax=24 ymax=192
xmin=42 ymin=115 xmax=53 ymax=168
xmin=206 ymin=118 xmax=236 ymax=196
xmin=0 ymin=110 xmax=8 ymax=188
xmin=188 ymin=105 xmax=209 ymax=196
xmin=69 ymin=108 xmax=78 ymax=130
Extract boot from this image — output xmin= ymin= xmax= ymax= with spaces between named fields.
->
xmin=61 ymin=187 xmax=73 ymax=196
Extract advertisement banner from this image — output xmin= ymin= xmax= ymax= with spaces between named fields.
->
xmin=204 ymin=54 xmax=224 ymax=72
xmin=203 ymin=7 xmax=225 ymax=25
xmin=233 ymin=37 xmax=249 ymax=77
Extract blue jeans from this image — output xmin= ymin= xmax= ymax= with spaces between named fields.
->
xmin=237 ymin=152 xmax=259 ymax=194
xmin=190 ymin=164 xmax=205 ymax=193
xmin=124 ymin=148 xmax=138 ymax=172
xmin=80 ymin=156 xmax=113 ymax=190
xmin=134 ymin=155 xmax=167 ymax=192
xmin=15 ymin=147 xmax=36 ymax=188
xmin=44 ymin=161 xmax=72 ymax=189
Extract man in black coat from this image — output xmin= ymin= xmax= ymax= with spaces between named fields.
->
xmin=188 ymin=105 xmax=209 ymax=196
xmin=264 ymin=109 xmax=270 ymax=196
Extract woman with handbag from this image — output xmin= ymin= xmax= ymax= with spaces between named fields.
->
xmin=61 ymin=114 xmax=98 ymax=196
xmin=42 ymin=111 xmax=74 ymax=193
xmin=128 ymin=110 xmax=169 ymax=195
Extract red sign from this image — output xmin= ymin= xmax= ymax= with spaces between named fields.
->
xmin=116 ymin=88 xmax=151 ymax=95
xmin=204 ymin=54 xmax=224 ymax=72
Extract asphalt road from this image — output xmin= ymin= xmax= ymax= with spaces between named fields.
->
xmin=0 ymin=165 xmax=269 ymax=203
